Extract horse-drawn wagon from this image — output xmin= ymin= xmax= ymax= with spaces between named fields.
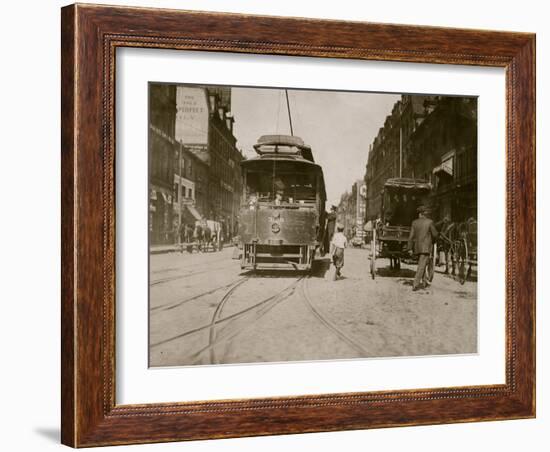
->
xmin=369 ymin=178 xmax=433 ymax=279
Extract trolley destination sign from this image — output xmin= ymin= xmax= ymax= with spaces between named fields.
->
xmin=148 ymin=83 xmax=478 ymax=367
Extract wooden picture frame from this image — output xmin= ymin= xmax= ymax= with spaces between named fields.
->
xmin=61 ymin=3 xmax=535 ymax=447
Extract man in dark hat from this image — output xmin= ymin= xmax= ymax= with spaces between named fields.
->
xmin=407 ymin=205 xmax=439 ymax=291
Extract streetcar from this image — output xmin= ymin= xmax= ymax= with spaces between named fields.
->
xmin=237 ymin=134 xmax=326 ymax=271
xmin=369 ymin=178 xmax=432 ymax=279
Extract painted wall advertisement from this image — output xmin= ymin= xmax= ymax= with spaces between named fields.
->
xmin=175 ymin=86 xmax=209 ymax=145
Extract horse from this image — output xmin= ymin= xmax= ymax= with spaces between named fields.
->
xmin=435 ymin=220 xmax=457 ymax=275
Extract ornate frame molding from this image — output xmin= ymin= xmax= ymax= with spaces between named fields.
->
xmin=61 ymin=4 xmax=535 ymax=447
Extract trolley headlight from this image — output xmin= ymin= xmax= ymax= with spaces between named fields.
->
xmin=271 ymin=223 xmax=280 ymax=233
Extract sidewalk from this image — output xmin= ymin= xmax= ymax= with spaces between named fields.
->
xmin=150 ymin=243 xmax=182 ymax=255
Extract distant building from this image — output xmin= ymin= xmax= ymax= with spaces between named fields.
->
xmin=337 ymin=180 xmax=365 ymax=240
xmin=337 ymin=191 xmax=353 ymax=239
xmin=355 ymin=180 xmax=367 ymax=238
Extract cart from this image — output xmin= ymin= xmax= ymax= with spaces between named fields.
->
xmin=369 ymin=178 xmax=434 ymax=280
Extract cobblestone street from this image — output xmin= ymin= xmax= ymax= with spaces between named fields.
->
xmin=149 ymin=245 xmax=477 ymax=367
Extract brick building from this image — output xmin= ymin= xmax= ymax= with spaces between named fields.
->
xmin=406 ymin=97 xmax=478 ymax=222
xmin=175 ymin=85 xmax=243 ymax=238
xmin=364 ymin=102 xmax=402 ymax=223
xmin=364 ymin=95 xmax=477 ymax=223
xmin=149 ymin=84 xmax=177 ymax=245
xmin=173 ymin=143 xmax=209 ymax=229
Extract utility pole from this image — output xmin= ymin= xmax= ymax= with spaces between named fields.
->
xmin=399 ymin=124 xmax=403 ymax=177
xmin=177 ymin=141 xmax=183 ymax=245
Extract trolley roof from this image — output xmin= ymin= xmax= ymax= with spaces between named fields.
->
xmin=253 ymin=134 xmax=315 ymax=163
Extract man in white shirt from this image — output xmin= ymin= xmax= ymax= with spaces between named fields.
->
xmin=330 ymin=224 xmax=348 ymax=280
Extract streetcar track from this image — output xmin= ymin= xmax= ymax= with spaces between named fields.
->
xmin=211 ymin=284 xmax=301 ymax=364
xmin=150 ymin=265 xmax=228 ymax=286
xmin=208 ymin=278 xmax=250 ymax=364
xmin=201 ymin=277 xmax=304 ymax=364
xmin=150 ymin=267 xmax=179 ymax=275
xmin=150 ymin=276 xmax=298 ymax=349
xmin=150 ymin=277 xmax=248 ymax=313
xmin=150 ymin=255 xmax=230 ymax=276
xmin=151 ymin=275 xmax=372 ymax=363
xmin=300 ymin=277 xmax=371 ymax=356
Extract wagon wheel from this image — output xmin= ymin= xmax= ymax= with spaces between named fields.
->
xmin=462 ymin=238 xmax=470 ymax=284
xmin=458 ymin=238 xmax=468 ymax=285
xmin=465 ymin=240 xmax=475 ymax=281
xmin=452 ymin=241 xmax=462 ymax=277
xmin=466 ymin=251 xmax=474 ymax=280
xmin=425 ymin=244 xmax=436 ymax=283
xmin=370 ymin=229 xmax=376 ymax=279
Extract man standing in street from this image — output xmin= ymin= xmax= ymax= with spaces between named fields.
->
xmin=330 ymin=224 xmax=348 ymax=280
xmin=408 ymin=206 xmax=439 ymax=291
xmin=323 ymin=205 xmax=338 ymax=255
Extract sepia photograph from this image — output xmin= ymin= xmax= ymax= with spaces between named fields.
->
xmin=148 ymin=83 xmax=478 ymax=367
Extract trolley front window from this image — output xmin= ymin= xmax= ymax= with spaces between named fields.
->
xmin=243 ymin=161 xmax=319 ymax=206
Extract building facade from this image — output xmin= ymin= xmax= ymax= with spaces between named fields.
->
xmin=355 ymin=180 xmax=367 ymax=239
xmin=207 ymin=107 xmax=242 ymax=238
xmin=148 ymin=83 xmax=243 ymax=246
xmin=364 ymin=95 xmax=477 ymax=223
xmin=173 ymin=144 xmax=210 ymax=230
xmin=175 ymin=85 xmax=243 ymax=239
xmin=364 ymin=103 xmax=402 ymax=223
xmin=149 ymin=84 xmax=177 ymax=245
xmin=336 ymin=191 xmax=354 ymax=239
xmin=406 ymin=97 xmax=477 ymax=222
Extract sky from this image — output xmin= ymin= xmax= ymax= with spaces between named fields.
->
xmin=231 ymin=87 xmax=400 ymax=207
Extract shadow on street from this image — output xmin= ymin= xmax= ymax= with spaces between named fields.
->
xmin=377 ymin=267 xmax=416 ymax=278
xmin=237 ymin=257 xmax=331 ymax=279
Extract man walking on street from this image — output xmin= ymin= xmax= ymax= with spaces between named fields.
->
xmin=330 ymin=223 xmax=347 ymax=280
xmin=408 ymin=206 xmax=438 ymax=291
xmin=323 ymin=205 xmax=338 ymax=255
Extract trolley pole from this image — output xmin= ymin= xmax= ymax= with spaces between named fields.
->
xmin=285 ymin=89 xmax=294 ymax=136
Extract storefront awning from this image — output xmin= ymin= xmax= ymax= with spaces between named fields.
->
xmin=185 ymin=204 xmax=202 ymax=221
xmin=433 ymin=158 xmax=454 ymax=177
